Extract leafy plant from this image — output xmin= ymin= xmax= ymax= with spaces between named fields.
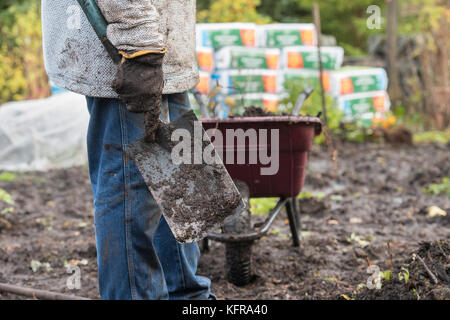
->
xmin=298 ymin=191 xmax=325 ymax=199
xmin=398 ymin=267 xmax=410 ymax=284
xmin=0 ymin=172 xmax=16 ymax=182
xmin=413 ymin=131 xmax=450 ymax=144
xmin=380 ymin=269 xmax=392 ymax=281
xmin=197 ymin=0 xmax=272 ymax=24
xmin=0 ymin=189 xmax=14 ymax=205
xmin=424 ymin=178 xmax=450 ymax=197
xmin=281 ymin=79 xmax=343 ymax=144
xmin=346 ymin=232 xmax=372 ymax=248
xmin=250 ymin=197 xmax=278 ymax=215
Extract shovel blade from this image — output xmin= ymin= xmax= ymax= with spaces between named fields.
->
xmin=127 ymin=110 xmax=244 ymax=243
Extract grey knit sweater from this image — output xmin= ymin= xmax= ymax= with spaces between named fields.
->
xmin=41 ymin=0 xmax=199 ymax=97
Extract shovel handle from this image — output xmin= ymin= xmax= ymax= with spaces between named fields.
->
xmin=76 ymin=0 xmax=122 ymax=64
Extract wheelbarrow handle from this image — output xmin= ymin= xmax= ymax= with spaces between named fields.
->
xmin=76 ymin=0 xmax=122 ymax=64
xmin=292 ymin=86 xmax=314 ymax=117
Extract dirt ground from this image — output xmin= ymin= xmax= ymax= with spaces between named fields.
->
xmin=0 ymin=141 xmax=448 ymax=300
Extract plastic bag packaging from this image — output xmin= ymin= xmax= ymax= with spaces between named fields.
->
xmin=197 ymin=47 xmax=215 ymax=72
xmin=195 ymin=71 xmax=212 ymax=95
xmin=215 ymin=46 xmax=280 ymax=70
xmin=335 ymin=91 xmax=391 ymax=126
xmin=282 ymin=46 xmax=344 ymax=70
xmin=196 ymin=23 xmax=256 ymax=49
xmin=256 ymin=24 xmax=317 ymax=47
xmin=281 ymin=69 xmax=331 ymax=92
xmin=0 ymin=92 xmax=89 ymax=171
xmin=329 ymin=67 xmax=388 ymax=97
xmin=213 ymin=69 xmax=281 ymax=94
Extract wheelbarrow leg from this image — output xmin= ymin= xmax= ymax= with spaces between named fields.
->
xmin=285 ymin=197 xmax=300 ymax=247
xmin=292 ymin=197 xmax=301 ymax=230
xmin=202 ymin=238 xmax=209 ymax=252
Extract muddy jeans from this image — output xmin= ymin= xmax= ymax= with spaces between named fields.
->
xmin=86 ymin=92 xmax=212 ymax=300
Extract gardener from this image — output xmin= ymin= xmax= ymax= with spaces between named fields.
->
xmin=41 ymin=0 xmax=213 ymax=300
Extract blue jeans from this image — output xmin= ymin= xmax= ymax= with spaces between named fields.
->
xmin=86 ymin=92 xmax=212 ymax=300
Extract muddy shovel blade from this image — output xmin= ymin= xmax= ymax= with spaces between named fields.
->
xmin=127 ymin=110 xmax=244 ymax=243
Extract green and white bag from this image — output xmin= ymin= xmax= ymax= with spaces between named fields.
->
xmin=215 ymin=46 xmax=281 ymax=70
xmin=281 ymin=69 xmax=331 ymax=92
xmin=256 ymin=24 xmax=317 ymax=47
xmin=213 ymin=70 xmax=281 ymax=94
xmin=282 ymin=46 xmax=344 ymax=70
xmin=196 ymin=23 xmax=256 ymax=49
xmin=329 ymin=67 xmax=388 ymax=97
xmin=336 ymin=91 xmax=391 ymax=126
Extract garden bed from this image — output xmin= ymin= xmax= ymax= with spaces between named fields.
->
xmin=0 ymin=141 xmax=448 ymax=299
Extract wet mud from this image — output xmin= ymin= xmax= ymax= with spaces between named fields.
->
xmin=0 ymin=141 xmax=448 ymax=299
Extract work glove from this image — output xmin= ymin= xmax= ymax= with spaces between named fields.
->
xmin=112 ymin=50 xmax=166 ymax=141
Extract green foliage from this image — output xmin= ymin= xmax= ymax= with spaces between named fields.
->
xmin=0 ymin=189 xmax=14 ymax=205
xmin=249 ymin=197 xmax=278 ymax=215
xmin=413 ymin=131 xmax=450 ymax=144
xmin=380 ymin=269 xmax=392 ymax=281
xmin=1 ymin=207 xmax=14 ymax=215
xmin=281 ymin=78 xmax=343 ymax=144
xmin=398 ymin=267 xmax=410 ymax=284
xmin=399 ymin=0 xmax=447 ymax=34
xmin=346 ymin=232 xmax=372 ymax=248
xmin=424 ymin=178 xmax=450 ymax=197
xmin=0 ymin=172 xmax=16 ymax=182
xmin=298 ymin=191 xmax=325 ymax=199
xmin=0 ymin=0 xmax=50 ymax=104
xmin=257 ymin=0 xmax=309 ymax=23
xmin=197 ymin=0 xmax=272 ymax=24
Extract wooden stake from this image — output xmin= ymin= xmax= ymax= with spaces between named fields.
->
xmin=313 ymin=3 xmax=339 ymax=173
xmin=387 ymin=241 xmax=393 ymax=269
xmin=387 ymin=0 xmax=401 ymax=100
xmin=313 ymin=3 xmax=328 ymax=125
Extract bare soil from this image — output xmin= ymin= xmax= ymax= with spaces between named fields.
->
xmin=0 ymin=141 xmax=448 ymax=300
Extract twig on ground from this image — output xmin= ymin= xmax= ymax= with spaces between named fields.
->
xmin=436 ymin=241 xmax=447 ymax=261
xmin=387 ymin=241 xmax=393 ymax=269
xmin=0 ymin=282 xmax=90 ymax=300
xmin=415 ymin=254 xmax=439 ymax=285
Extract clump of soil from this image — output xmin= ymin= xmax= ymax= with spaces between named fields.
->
xmin=356 ymin=240 xmax=449 ymax=300
xmin=373 ymin=126 xmax=413 ymax=146
xmin=241 ymin=106 xmax=276 ymax=117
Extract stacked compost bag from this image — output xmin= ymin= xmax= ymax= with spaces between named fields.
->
xmin=193 ymin=23 xmax=390 ymax=126
xmin=330 ymin=67 xmax=390 ymax=126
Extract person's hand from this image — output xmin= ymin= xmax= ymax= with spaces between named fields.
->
xmin=112 ymin=52 xmax=165 ymax=141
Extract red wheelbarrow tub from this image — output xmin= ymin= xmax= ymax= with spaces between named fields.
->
xmin=201 ymin=116 xmax=322 ymax=198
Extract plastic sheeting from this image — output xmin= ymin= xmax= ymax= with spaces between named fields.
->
xmin=0 ymin=92 xmax=89 ymax=171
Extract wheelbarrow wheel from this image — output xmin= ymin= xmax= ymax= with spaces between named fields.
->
xmin=225 ymin=241 xmax=253 ymax=286
xmin=223 ymin=180 xmax=253 ymax=286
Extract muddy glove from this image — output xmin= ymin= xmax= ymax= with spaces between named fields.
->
xmin=112 ymin=51 xmax=165 ymax=141
xmin=95 ymin=1 xmax=167 ymax=141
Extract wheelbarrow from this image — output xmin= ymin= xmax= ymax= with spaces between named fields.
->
xmin=201 ymin=115 xmax=322 ymax=286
